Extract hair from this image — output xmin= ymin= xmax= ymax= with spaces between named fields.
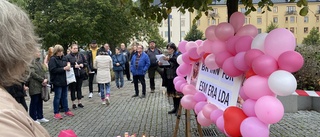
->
xmin=53 ymin=44 xmax=64 ymax=55
xmin=0 ymin=1 xmax=40 ymax=86
xmin=166 ymin=42 xmax=177 ymax=51
xmin=46 ymin=47 xmax=54 ymax=62
xmin=115 ymin=47 xmax=120 ymax=51
xmin=99 ymin=51 xmax=108 ymax=55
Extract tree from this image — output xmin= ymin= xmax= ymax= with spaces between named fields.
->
xmin=266 ymin=22 xmax=278 ymax=33
xmin=184 ymin=24 xmax=204 ymax=41
xmin=302 ymin=27 xmax=320 ymax=46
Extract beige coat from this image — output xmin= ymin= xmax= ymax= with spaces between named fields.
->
xmin=0 ymin=87 xmax=50 ymax=137
xmin=94 ymin=55 xmax=113 ymax=84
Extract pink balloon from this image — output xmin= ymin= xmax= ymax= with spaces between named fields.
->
xmin=230 ymin=12 xmax=245 ymax=32
xmin=185 ymin=41 xmax=197 ymax=51
xmin=210 ymin=109 xmax=224 ymax=124
xmin=211 ymin=40 xmax=227 ymax=55
xmin=178 ymin=40 xmax=188 ymax=53
xmin=205 ymin=25 xmax=218 ymax=41
xmin=174 ymin=80 xmax=185 ymax=91
xmin=177 ymin=63 xmax=192 ymax=76
xmin=197 ymin=111 xmax=213 ymax=127
xmin=180 ymin=95 xmax=197 ymax=110
xmin=222 ymin=57 xmax=243 ymax=77
xmin=187 ymin=46 xmax=201 ymax=60
xmin=194 ymin=101 xmax=207 ymax=114
xmin=173 ymin=76 xmax=185 ymax=84
xmin=216 ymin=116 xmax=225 ymax=132
xmin=178 ymin=83 xmax=188 ymax=93
xmin=233 ymin=52 xmax=250 ymax=71
xmin=176 ymin=67 xmax=183 ymax=76
xmin=255 ymin=96 xmax=284 ymax=124
xmin=242 ymin=75 xmax=275 ymax=100
xmin=278 ymin=51 xmax=304 ymax=72
xmin=215 ymin=22 xmax=235 ymax=41
xmin=202 ymin=40 xmax=215 ymax=53
xmin=235 ymin=24 xmax=258 ymax=37
xmin=240 ymin=117 xmax=269 ymax=137
xmin=202 ymin=104 xmax=218 ymax=119
xmin=226 ymin=36 xmax=241 ymax=56
xmin=264 ymin=28 xmax=296 ymax=60
xmin=215 ymin=51 xmax=233 ymax=68
xmin=239 ymin=87 xmax=249 ymax=101
xmin=193 ymin=92 xmax=207 ymax=102
xmin=235 ymin=36 xmax=253 ymax=53
xmin=244 ymin=49 xmax=264 ymax=67
xmin=197 ymin=45 xmax=205 ymax=57
xmin=252 ymin=55 xmax=278 ymax=77
xmin=242 ymin=99 xmax=257 ymax=117
xmin=204 ymin=53 xmax=219 ymax=70
xmin=182 ymin=84 xmax=197 ymax=95
xmin=181 ymin=53 xmax=192 ymax=64
xmin=195 ymin=40 xmax=203 ymax=47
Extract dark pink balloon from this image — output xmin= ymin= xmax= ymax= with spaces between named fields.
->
xmin=188 ymin=46 xmax=201 ymax=60
xmin=230 ymin=12 xmax=245 ymax=32
xmin=185 ymin=41 xmax=197 ymax=51
xmin=234 ymin=52 xmax=250 ymax=71
xmin=195 ymin=40 xmax=203 ymax=47
xmin=226 ymin=36 xmax=241 ymax=56
xmin=252 ymin=55 xmax=278 ymax=77
xmin=278 ymin=51 xmax=304 ymax=72
xmin=205 ymin=25 xmax=218 ymax=41
xmin=235 ymin=36 xmax=253 ymax=53
xmin=211 ymin=40 xmax=227 ymax=55
xmin=215 ymin=51 xmax=233 ymax=68
xmin=182 ymin=53 xmax=192 ymax=64
xmin=202 ymin=40 xmax=215 ymax=53
xmin=239 ymin=87 xmax=249 ymax=101
xmin=222 ymin=57 xmax=243 ymax=77
xmin=235 ymin=24 xmax=258 ymax=37
xmin=215 ymin=22 xmax=235 ymax=41
xmin=178 ymin=40 xmax=188 ymax=53
xmin=244 ymin=49 xmax=264 ymax=67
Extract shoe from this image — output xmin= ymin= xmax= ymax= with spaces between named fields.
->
xmin=131 ymin=94 xmax=138 ymax=97
xmin=168 ymin=108 xmax=177 ymax=114
xmin=78 ymin=103 xmax=84 ymax=108
xmin=34 ymin=120 xmax=41 ymax=124
xmin=140 ymin=94 xmax=146 ymax=98
xmin=64 ymin=111 xmax=74 ymax=117
xmin=37 ymin=118 xmax=49 ymax=123
xmin=72 ymin=104 xmax=77 ymax=109
xmin=131 ymin=81 xmax=134 ymax=83
xmin=88 ymin=93 xmax=93 ymax=98
xmin=128 ymin=79 xmax=132 ymax=81
xmin=106 ymin=97 xmax=110 ymax=105
xmin=54 ymin=113 xmax=63 ymax=120
xmin=150 ymin=89 xmax=155 ymax=93
xmin=98 ymin=92 xmax=101 ymax=97
xmin=102 ymin=99 xmax=106 ymax=105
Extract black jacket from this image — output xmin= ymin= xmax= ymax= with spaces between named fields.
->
xmin=48 ymin=55 xmax=68 ymax=87
xmin=145 ymin=48 xmax=162 ymax=67
xmin=66 ymin=53 xmax=88 ymax=78
xmin=161 ymin=51 xmax=181 ymax=79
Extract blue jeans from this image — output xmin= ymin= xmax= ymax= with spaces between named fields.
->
xmin=29 ymin=93 xmax=43 ymax=120
xmin=53 ymin=86 xmax=69 ymax=114
xmin=114 ymin=70 xmax=124 ymax=88
xmin=99 ymin=83 xmax=110 ymax=100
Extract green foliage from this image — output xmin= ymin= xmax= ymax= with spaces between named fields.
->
xmin=8 ymin=0 xmax=27 ymax=9
xmin=302 ymin=27 xmax=320 ymax=46
xmin=184 ymin=24 xmax=204 ymax=41
xmin=266 ymin=22 xmax=278 ymax=33
xmin=294 ymin=45 xmax=320 ymax=90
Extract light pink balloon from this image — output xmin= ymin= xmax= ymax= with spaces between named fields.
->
xmin=182 ymin=84 xmax=197 ymax=95
xmin=194 ymin=101 xmax=208 ymax=114
xmin=173 ymin=76 xmax=185 ymax=84
xmin=204 ymin=53 xmax=219 ymax=70
xmin=251 ymin=33 xmax=268 ymax=52
xmin=193 ymin=92 xmax=207 ymax=102
xmin=195 ymin=40 xmax=203 ymax=46
xmin=174 ymin=80 xmax=186 ymax=91
xmin=222 ymin=57 xmax=243 ymax=77
xmin=176 ymin=67 xmax=183 ymax=77
xmin=278 ymin=51 xmax=304 ymax=72
xmin=235 ymin=36 xmax=253 ymax=53
xmin=264 ymin=28 xmax=296 ymax=60
xmin=240 ymin=117 xmax=269 ymax=137
xmin=216 ymin=116 xmax=225 ymax=132
xmin=252 ymin=55 xmax=278 ymax=77
xmin=180 ymin=95 xmax=197 ymax=110
xmin=182 ymin=53 xmax=192 ymax=64
xmin=202 ymin=40 xmax=215 ymax=53
xmin=230 ymin=12 xmax=245 ymax=32
xmin=178 ymin=40 xmax=188 ymax=53
xmin=178 ymin=63 xmax=192 ymax=76
xmin=244 ymin=49 xmax=264 ymax=67
xmin=179 ymin=83 xmax=188 ymax=93
xmin=234 ymin=52 xmax=250 ymax=71
xmin=255 ymin=96 xmax=284 ymax=124
xmin=215 ymin=51 xmax=233 ymax=68
xmin=226 ymin=36 xmax=241 ymax=56
xmin=187 ymin=46 xmax=201 ymax=60
xmin=205 ymin=25 xmax=218 ymax=41
xmin=215 ymin=22 xmax=235 ymax=41
xmin=210 ymin=109 xmax=224 ymax=124
xmin=235 ymin=24 xmax=258 ymax=37
xmin=211 ymin=40 xmax=227 ymax=54
xmin=185 ymin=41 xmax=197 ymax=51
xmin=202 ymin=104 xmax=218 ymax=119
xmin=197 ymin=45 xmax=205 ymax=57
xmin=242 ymin=99 xmax=257 ymax=117
xmin=242 ymin=75 xmax=275 ymax=100
xmin=239 ymin=87 xmax=249 ymax=101
xmin=197 ymin=111 xmax=213 ymax=127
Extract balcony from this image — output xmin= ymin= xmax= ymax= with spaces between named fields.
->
xmin=285 ymin=10 xmax=297 ymax=15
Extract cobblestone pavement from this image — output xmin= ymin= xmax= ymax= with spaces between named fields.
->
xmin=25 ymin=78 xmax=320 ymax=137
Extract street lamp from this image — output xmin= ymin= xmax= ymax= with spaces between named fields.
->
xmin=168 ymin=14 xmax=172 ymax=42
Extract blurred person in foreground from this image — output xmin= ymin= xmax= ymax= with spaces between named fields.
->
xmin=0 ymin=0 xmax=50 ymax=136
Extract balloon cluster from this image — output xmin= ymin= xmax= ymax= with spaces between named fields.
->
xmin=173 ymin=12 xmax=304 ymax=137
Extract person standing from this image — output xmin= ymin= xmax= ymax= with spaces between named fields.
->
xmin=98 ymin=43 xmax=112 ymax=56
xmin=145 ymin=40 xmax=164 ymax=93
xmin=5 ymin=83 xmax=28 ymax=112
xmin=159 ymin=43 xmax=181 ymax=114
xmin=66 ymin=44 xmax=87 ymax=109
xmin=112 ymin=47 xmax=126 ymax=89
xmin=49 ymin=44 xmax=74 ymax=119
xmin=87 ymin=40 xmax=99 ymax=98
xmin=120 ymin=43 xmax=131 ymax=81
xmin=130 ymin=44 xmax=150 ymax=98
xmin=28 ymin=48 xmax=50 ymax=124
xmin=94 ymin=52 xmax=113 ymax=105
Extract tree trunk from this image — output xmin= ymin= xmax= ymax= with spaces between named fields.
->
xmin=227 ymin=0 xmax=239 ymax=22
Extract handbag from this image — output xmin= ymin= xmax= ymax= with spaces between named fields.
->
xmin=41 ymin=84 xmax=50 ymax=102
xmin=66 ymin=67 xmax=76 ymax=84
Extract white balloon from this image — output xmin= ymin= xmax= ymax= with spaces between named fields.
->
xmin=251 ymin=33 xmax=268 ymax=52
xmin=177 ymin=54 xmax=184 ymax=65
xmin=268 ymin=70 xmax=297 ymax=96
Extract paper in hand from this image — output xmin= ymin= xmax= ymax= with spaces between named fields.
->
xmin=156 ymin=54 xmax=170 ymax=66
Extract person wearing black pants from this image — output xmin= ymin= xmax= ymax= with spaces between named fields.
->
xmin=120 ymin=43 xmax=131 ymax=81
xmin=87 ymin=40 xmax=99 ymax=98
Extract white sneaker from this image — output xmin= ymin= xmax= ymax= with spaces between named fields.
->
xmin=102 ymin=100 xmax=106 ymax=105
xmin=106 ymin=97 xmax=110 ymax=105
xmin=98 ymin=92 xmax=101 ymax=97
xmin=88 ymin=93 xmax=93 ymax=98
xmin=37 ymin=118 xmax=49 ymax=123
xmin=34 ymin=120 xmax=41 ymax=125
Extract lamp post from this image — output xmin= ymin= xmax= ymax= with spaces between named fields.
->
xmin=168 ymin=14 xmax=172 ymax=43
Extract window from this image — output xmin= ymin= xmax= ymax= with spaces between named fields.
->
xmin=290 ymin=27 xmax=294 ymax=33
xmin=169 ymin=20 xmax=172 ymax=27
xmin=273 ymin=17 xmax=278 ymax=23
xmin=257 ymin=8 xmax=262 ymax=13
xmin=290 ymin=16 xmax=295 ymax=23
xmin=165 ymin=31 xmax=168 ymax=37
xmin=273 ymin=6 xmax=278 ymax=13
xmin=304 ymin=16 xmax=309 ymax=23
xmin=285 ymin=17 xmax=288 ymax=22
xmin=257 ymin=17 xmax=262 ymax=24
xmin=181 ymin=18 xmax=185 ymax=27
xmin=304 ymin=27 xmax=309 ymax=33
xmin=181 ymin=31 xmax=186 ymax=38
xmin=212 ymin=19 xmax=216 ymax=25
xmin=240 ymin=8 xmax=246 ymax=13
xmin=164 ymin=20 xmax=168 ymax=27
xmin=245 ymin=18 xmax=250 ymax=24
xmin=318 ymin=5 xmax=320 ymax=13
xmin=258 ymin=28 xmax=262 ymax=33
xmin=286 ymin=6 xmax=296 ymax=13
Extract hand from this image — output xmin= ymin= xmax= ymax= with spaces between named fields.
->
xmin=23 ymin=86 xmax=29 ymax=91
xmin=64 ymin=65 xmax=71 ymax=71
xmin=158 ymin=61 xmax=162 ymax=66
xmin=75 ymin=64 xmax=80 ymax=68
xmin=43 ymin=79 xmax=48 ymax=84
xmin=116 ymin=63 xmax=120 ymax=66
xmin=79 ymin=64 xmax=84 ymax=68
xmin=164 ymin=56 xmax=170 ymax=61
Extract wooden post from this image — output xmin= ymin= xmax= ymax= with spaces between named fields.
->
xmin=185 ymin=109 xmax=191 ymax=137
xmin=173 ymin=104 xmax=182 ymax=137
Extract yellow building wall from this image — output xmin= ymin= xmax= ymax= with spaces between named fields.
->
xmin=192 ymin=2 xmax=320 ymax=44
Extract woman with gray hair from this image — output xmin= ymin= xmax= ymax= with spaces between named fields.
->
xmin=0 ymin=0 xmax=50 ymax=136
